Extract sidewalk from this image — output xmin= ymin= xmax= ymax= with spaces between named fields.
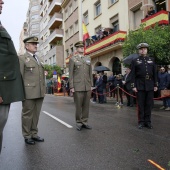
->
xmin=90 ymin=96 xmax=170 ymax=117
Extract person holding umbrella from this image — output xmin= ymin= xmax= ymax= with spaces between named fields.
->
xmin=131 ymin=43 xmax=158 ymax=129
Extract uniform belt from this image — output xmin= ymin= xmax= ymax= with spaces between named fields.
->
xmin=137 ymin=75 xmax=152 ymax=79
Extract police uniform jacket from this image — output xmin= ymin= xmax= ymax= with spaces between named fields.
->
xmin=0 ymin=25 xmax=25 ymax=104
xmin=69 ymin=55 xmax=93 ymax=91
xmin=19 ymin=52 xmax=45 ymax=99
xmin=131 ymin=55 xmax=158 ymax=91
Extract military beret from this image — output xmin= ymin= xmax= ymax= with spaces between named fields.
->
xmin=137 ymin=43 xmax=149 ymax=49
xmin=74 ymin=41 xmax=84 ymax=48
xmin=23 ymin=36 xmax=39 ymax=43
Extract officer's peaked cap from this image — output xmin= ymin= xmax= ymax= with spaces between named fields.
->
xmin=74 ymin=41 xmax=84 ymax=48
xmin=23 ymin=36 xmax=39 ymax=43
xmin=137 ymin=43 xmax=149 ymax=49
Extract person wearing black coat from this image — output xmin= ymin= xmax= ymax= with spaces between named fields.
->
xmin=0 ymin=0 xmax=25 ymax=153
xmin=131 ymin=43 xmax=158 ymax=129
xmin=164 ymin=73 xmax=170 ymax=111
xmin=95 ymin=74 xmax=104 ymax=104
xmin=123 ymin=68 xmax=134 ymax=107
xmin=108 ymin=73 xmax=115 ymax=98
xmin=158 ymin=67 xmax=169 ymax=109
xmin=114 ymin=74 xmax=123 ymax=105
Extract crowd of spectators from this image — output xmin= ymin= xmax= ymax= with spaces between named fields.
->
xmin=90 ymin=66 xmax=170 ymax=111
xmin=85 ymin=27 xmax=116 ymax=47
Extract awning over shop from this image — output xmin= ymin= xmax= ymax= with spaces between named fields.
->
xmin=141 ymin=10 xmax=169 ymax=29
xmin=84 ymin=31 xmax=127 ymax=55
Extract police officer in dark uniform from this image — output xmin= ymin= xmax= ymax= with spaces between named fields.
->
xmin=131 ymin=43 xmax=158 ymax=129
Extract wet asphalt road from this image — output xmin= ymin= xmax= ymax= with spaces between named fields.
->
xmin=0 ymin=95 xmax=170 ymax=170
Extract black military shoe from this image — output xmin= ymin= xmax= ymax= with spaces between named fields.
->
xmin=76 ymin=125 xmax=82 ymax=131
xmin=145 ymin=123 xmax=153 ymax=129
xmin=138 ymin=123 xmax=144 ymax=129
xmin=32 ymin=136 xmax=44 ymax=142
xmin=25 ymin=138 xmax=35 ymax=145
xmin=82 ymin=124 xmax=92 ymax=130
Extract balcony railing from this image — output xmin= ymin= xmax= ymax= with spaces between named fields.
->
xmin=48 ymin=29 xmax=63 ymax=44
xmin=48 ymin=13 xmax=63 ymax=29
xmin=141 ymin=10 xmax=169 ymax=29
xmin=48 ymin=0 xmax=62 ymax=16
xmin=85 ymin=31 xmax=127 ymax=55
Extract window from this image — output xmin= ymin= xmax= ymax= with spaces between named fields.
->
xmin=49 ymin=57 xmax=52 ymax=65
xmin=31 ymin=14 xmax=39 ymax=20
xmin=110 ymin=15 xmax=119 ymax=33
xmin=65 ymin=30 xmax=69 ymax=39
xmin=83 ymin=11 xmax=89 ymax=25
xmin=31 ymin=5 xmax=39 ymax=11
xmin=110 ymin=0 xmax=117 ymax=5
xmin=74 ymin=20 xmax=78 ymax=33
xmin=70 ymin=46 xmax=74 ymax=54
xmin=69 ymin=26 xmax=73 ymax=37
xmin=66 ymin=49 xmax=69 ymax=57
xmin=31 ymin=33 xmax=39 ymax=36
xmin=53 ymin=55 xmax=56 ymax=65
xmin=31 ymin=24 xmax=39 ymax=30
xmin=112 ymin=21 xmax=119 ymax=33
xmin=133 ymin=8 xmax=143 ymax=29
xmin=65 ymin=9 xmax=68 ymax=19
xmin=74 ymin=0 xmax=78 ymax=10
xmin=69 ymin=4 xmax=73 ymax=15
xmin=95 ymin=25 xmax=102 ymax=33
xmin=95 ymin=1 xmax=101 ymax=17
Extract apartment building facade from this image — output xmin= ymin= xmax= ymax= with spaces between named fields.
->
xmin=18 ymin=22 xmax=28 ymax=56
xmin=61 ymin=0 xmax=80 ymax=72
xmin=128 ymin=0 xmax=170 ymax=31
xmin=39 ymin=0 xmax=64 ymax=67
xmin=82 ymin=0 xmax=129 ymax=75
xmin=27 ymin=0 xmax=41 ymax=37
xmin=19 ymin=0 xmax=41 ymax=56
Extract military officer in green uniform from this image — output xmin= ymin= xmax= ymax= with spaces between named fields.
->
xmin=19 ymin=36 xmax=45 ymax=145
xmin=0 ymin=0 xmax=25 ymax=153
xmin=69 ymin=41 xmax=93 ymax=131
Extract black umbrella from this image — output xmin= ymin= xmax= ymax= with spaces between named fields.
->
xmin=122 ymin=53 xmax=139 ymax=65
xmin=93 ymin=66 xmax=110 ymax=72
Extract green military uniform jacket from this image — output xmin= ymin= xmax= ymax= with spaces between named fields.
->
xmin=19 ymin=52 xmax=45 ymax=99
xmin=0 ymin=25 xmax=25 ymax=104
xmin=69 ymin=54 xmax=93 ymax=91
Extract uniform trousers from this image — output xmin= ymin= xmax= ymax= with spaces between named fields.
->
xmin=74 ymin=91 xmax=91 ymax=126
xmin=0 ymin=104 xmax=10 ymax=153
xmin=22 ymin=98 xmax=44 ymax=139
xmin=137 ymin=90 xmax=154 ymax=124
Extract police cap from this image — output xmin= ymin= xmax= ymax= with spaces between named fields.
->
xmin=74 ymin=41 xmax=84 ymax=48
xmin=23 ymin=36 xmax=39 ymax=43
xmin=137 ymin=43 xmax=149 ymax=49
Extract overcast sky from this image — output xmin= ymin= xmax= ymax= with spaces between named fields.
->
xmin=1 ymin=0 xmax=29 ymax=51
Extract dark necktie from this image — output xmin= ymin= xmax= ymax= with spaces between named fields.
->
xmin=33 ymin=54 xmax=39 ymax=63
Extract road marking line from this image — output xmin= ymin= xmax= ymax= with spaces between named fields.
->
xmin=43 ymin=111 xmax=73 ymax=128
xmin=148 ymin=159 xmax=165 ymax=170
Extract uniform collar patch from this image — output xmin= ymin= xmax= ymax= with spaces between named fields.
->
xmin=26 ymin=58 xmax=30 ymax=62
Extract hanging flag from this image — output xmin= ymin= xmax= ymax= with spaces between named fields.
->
xmin=57 ymin=75 xmax=61 ymax=92
xmin=82 ymin=22 xmax=90 ymax=41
